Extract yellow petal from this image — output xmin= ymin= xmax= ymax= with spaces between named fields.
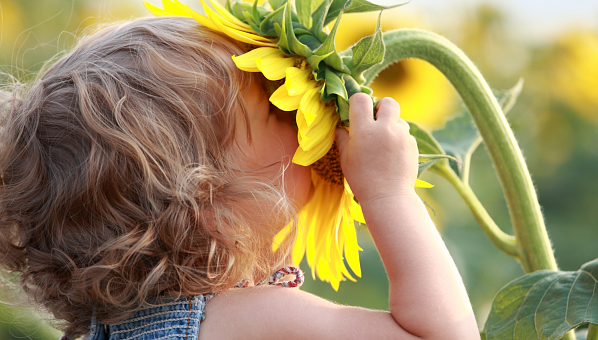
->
xmin=348 ymin=198 xmax=365 ymax=224
xmin=285 ymin=67 xmax=312 ymax=96
xmin=299 ymin=87 xmax=324 ymax=126
xmin=415 ymin=179 xmax=434 ymax=188
xmin=342 ymin=207 xmax=362 ymax=277
xmin=297 ymin=108 xmax=337 ymax=152
xmin=209 ymin=12 xmax=276 ymax=46
xmin=256 ymin=54 xmax=296 ymax=81
xmin=232 ymin=47 xmax=281 ymax=72
xmin=296 ymin=104 xmax=336 ymax=143
xmin=185 ymin=7 xmax=220 ymax=31
xmin=144 ymin=0 xmax=191 ymax=16
xmin=163 ymin=0 xmax=192 ymax=16
xmin=203 ymin=0 xmax=253 ymax=31
xmin=270 ymin=85 xmax=301 ymax=111
xmin=272 ymin=223 xmax=292 ymax=252
xmin=292 ymin=127 xmax=335 ymax=166
xmin=202 ymin=1 xmax=270 ymax=39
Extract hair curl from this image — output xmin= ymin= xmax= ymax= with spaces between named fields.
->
xmin=0 ymin=17 xmax=296 ymax=338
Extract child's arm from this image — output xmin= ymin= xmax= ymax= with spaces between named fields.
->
xmin=335 ymin=93 xmax=479 ymax=338
xmin=200 ymin=93 xmax=479 ymax=340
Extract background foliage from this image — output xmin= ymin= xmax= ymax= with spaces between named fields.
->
xmin=1 ymin=0 xmax=597 ymax=338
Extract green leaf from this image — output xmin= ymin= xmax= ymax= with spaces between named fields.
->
xmin=350 ymin=12 xmax=385 ymax=84
xmin=484 ymin=258 xmax=598 ymax=340
xmin=409 ymin=122 xmax=444 ymax=156
xmin=432 ymin=79 xmax=524 ymax=178
xmin=324 ymin=0 xmax=409 ymax=26
xmin=418 ymin=154 xmax=456 ymax=177
xmin=282 ymin=2 xmax=313 ymax=57
xmin=324 ymin=68 xmax=347 ymax=100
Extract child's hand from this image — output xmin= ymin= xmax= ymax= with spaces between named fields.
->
xmin=335 ymin=93 xmax=419 ymax=204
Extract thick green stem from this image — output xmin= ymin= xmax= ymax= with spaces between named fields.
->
xmin=369 ymin=29 xmax=557 ymax=274
xmin=588 ymin=324 xmax=598 ymax=340
xmin=432 ymin=162 xmax=518 ymax=258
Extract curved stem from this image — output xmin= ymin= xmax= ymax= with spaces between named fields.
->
xmin=368 ymin=28 xmax=557 ymax=274
xmin=588 ymin=324 xmax=598 ymax=340
xmin=432 ymin=162 xmax=518 ymax=258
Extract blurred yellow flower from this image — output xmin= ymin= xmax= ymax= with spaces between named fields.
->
xmin=548 ymin=32 xmax=598 ymax=122
xmin=335 ymin=11 xmax=456 ymax=130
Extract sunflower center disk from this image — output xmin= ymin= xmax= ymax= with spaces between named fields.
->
xmin=312 ymin=142 xmax=344 ymax=187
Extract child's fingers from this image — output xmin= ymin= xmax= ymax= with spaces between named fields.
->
xmin=348 ymin=93 xmax=374 ymax=130
xmin=375 ymin=97 xmax=401 ymax=123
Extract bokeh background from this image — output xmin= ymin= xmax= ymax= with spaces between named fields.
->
xmin=1 ymin=0 xmax=597 ymax=338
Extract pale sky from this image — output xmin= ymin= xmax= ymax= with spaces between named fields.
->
xmin=377 ymin=0 xmax=598 ymax=42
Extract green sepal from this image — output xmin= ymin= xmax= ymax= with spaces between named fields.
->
xmin=350 ymin=11 xmax=385 ymax=84
xmin=282 ymin=2 xmax=313 ymax=57
xmin=310 ymin=0 xmax=333 ymax=42
xmin=229 ymin=0 xmax=248 ymax=23
xmin=319 ymin=84 xmax=335 ymax=103
xmin=337 ymin=97 xmax=350 ymax=124
xmin=324 ymin=68 xmax=347 ymax=100
xmin=342 ymin=74 xmax=361 ymax=98
xmin=307 ymin=52 xmax=334 ymax=73
xmin=268 ymin=0 xmax=288 ymax=10
xmin=293 ymin=27 xmax=312 ymax=36
xmin=324 ymin=0 xmax=409 ymax=26
xmin=260 ymin=6 xmax=284 ymax=36
xmin=296 ymin=0 xmax=327 ymax=29
xmin=273 ymin=22 xmax=292 ymax=55
xmin=298 ymin=34 xmax=323 ymax=50
xmin=311 ymin=8 xmax=350 ymax=73
xmin=243 ymin=9 xmax=261 ymax=33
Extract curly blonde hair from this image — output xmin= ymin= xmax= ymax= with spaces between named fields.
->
xmin=0 ymin=17 xmax=296 ymax=338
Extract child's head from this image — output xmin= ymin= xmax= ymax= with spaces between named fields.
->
xmin=0 ymin=17 xmax=297 ymax=337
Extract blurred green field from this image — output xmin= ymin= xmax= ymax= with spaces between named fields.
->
xmin=1 ymin=0 xmax=597 ymax=338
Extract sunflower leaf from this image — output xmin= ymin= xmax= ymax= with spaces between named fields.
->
xmin=350 ymin=11 xmax=385 ymax=84
xmin=418 ymin=154 xmax=456 ymax=177
xmin=283 ymin=2 xmax=313 ymax=57
xmin=409 ymin=122 xmax=444 ymax=156
xmin=432 ymin=79 xmax=524 ymax=179
xmin=324 ymin=0 xmax=409 ymax=26
xmin=484 ymin=258 xmax=598 ymax=340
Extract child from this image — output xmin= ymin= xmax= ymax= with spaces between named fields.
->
xmin=0 ymin=17 xmax=480 ymax=340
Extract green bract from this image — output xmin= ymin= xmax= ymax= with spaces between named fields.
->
xmin=226 ymin=0 xmax=409 ymax=125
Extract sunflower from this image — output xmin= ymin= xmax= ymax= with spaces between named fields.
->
xmin=144 ymin=0 xmax=428 ymax=289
